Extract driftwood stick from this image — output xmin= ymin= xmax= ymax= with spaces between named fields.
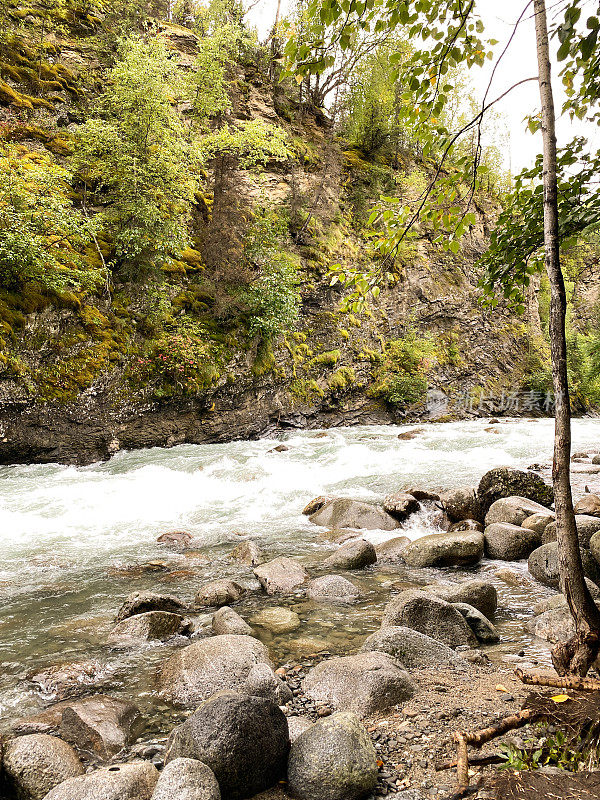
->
xmin=454 ymin=731 xmax=470 ymax=791
xmin=463 ymin=707 xmax=539 ymax=748
xmin=515 ymin=667 xmax=600 ymax=691
xmin=435 ymin=752 xmax=504 ymax=771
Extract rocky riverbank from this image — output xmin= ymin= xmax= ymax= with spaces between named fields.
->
xmin=2 ymin=459 xmax=600 ymax=800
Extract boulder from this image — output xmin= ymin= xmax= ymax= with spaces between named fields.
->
xmin=159 ymin=635 xmax=272 ymax=707
xmin=42 ymin=761 xmax=159 ymax=800
xmin=3 ymin=734 xmax=83 ymax=800
xmin=484 ymin=496 xmax=551 ymax=527
xmin=211 ymin=607 xmax=252 ymax=636
xmin=528 ymin=542 xmax=600 ymax=589
xmin=484 ymin=523 xmax=541 ymax=561
xmin=375 ymin=537 xmax=411 ymax=563
xmin=244 ymin=663 xmax=293 ymax=705
xmin=108 ymin=611 xmax=190 ymax=646
xmin=544 ymin=516 xmax=600 ymax=547
xmin=323 ymin=539 xmax=377 ymax=570
xmin=302 ymin=496 xmax=334 ymax=516
xmin=360 ymin=626 xmax=469 ymax=670
xmin=59 ymin=695 xmax=143 ymax=761
xmin=477 ymin=467 xmax=554 ymax=515
xmin=308 ymin=499 xmax=399 ymax=531
xmin=527 ymin=605 xmax=575 ymax=644
xmin=306 ymin=575 xmax=362 ymax=603
xmin=230 ymin=541 xmax=264 ymax=566
xmin=448 ymin=520 xmax=483 ymax=533
xmin=439 ymin=487 xmax=482 ymax=523
xmin=165 ymin=692 xmax=289 ymax=800
xmin=406 ymin=489 xmax=440 ymax=502
xmin=287 ymin=712 xmax=378 ymax=800
xmin=115 ymin=592 xmax=188 ymax=623
xmin=302 ymin=652 xmax=416 ymax=717
xmin=317 ymin=528 xmax=360 ymax=543
xmin=521 ymin=512 xmax=555 ymax=536
xmin=423 ymin=580 xmax=498 ymax=618
xmin=150 ymin=758 xmax=220 ymax=800
xmin=574 ymin=494 xmax=600 ymax=517
xmin=253 ymin=557 xmax=308 ymax=594
xmin=287 ymin=717 xmax=313 ymax=743
xmin=195 ymin=579 xmax=245 ymax=608
xmin=156 ymin=531 xmax=195 ymax=550
xmin=381 ymin=590 xmax=478 ymax=648
xmin=452 ymin=603 xmax=499 ymax=642
xmin=590 ymin=530 xmax=600 ymax=566
xmin=27 ymin=661 xmax=106 ymax=701
xmin=402 ymin=531 xmax=484 ymax=568
xmin=383 ymin=492 xmax=420 ymax=522
xmin=249 ymin=606 xmax=301 ymax=633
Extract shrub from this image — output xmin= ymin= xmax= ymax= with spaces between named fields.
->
xmin=368 ymin=333 xmax=434 ymax=407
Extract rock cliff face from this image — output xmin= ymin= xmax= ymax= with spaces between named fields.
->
xmin=0 ymin=3 xmax=567 ymax=465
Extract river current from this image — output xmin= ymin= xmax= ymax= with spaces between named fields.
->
xmin=1 ymin=417 xmax=599 ymax=734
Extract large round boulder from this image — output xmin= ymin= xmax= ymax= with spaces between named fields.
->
xmin=375 ymin=536 xmax=411 ymax=563
xmin=484 ymin=523 xmax=541 ymax=561
xmin=308 ymin=498 xmax=399 ymax=531
xmin=59 ymin=695 xmax=143 ymax=761
xmin=159 ymin=635 xmax=272 ymax=707
xmin=360 ymin=626 xmax=469 ymax=670
xmin=439 ymin=487 xmax=482 ymax=523
xmin=165 ymin=692 xmax=289 ymax=800
xmin=484 ymin=496 xmax=551 ymax=527
xmin=544 ymin=516 xmax=600 ymax=547
xmin=527 ymin=605 xmax=576 ymax=644
xmin=574 ymin=494 xmax=600 ymax=517
xmin=108 ymin=611 xmax=190 ymax=647
xmin=195 ymin=580 xmax=246 ymax=609
xmin=477 ymin=468 xmax=553 ymax=515
xmin=302 ymin=652 xmax=416 ymax=717
xmin=422 ymin=580 xmax=497 ymax=618
xmin=115 ymin=592 xmax=188 ymax=623
xmin=150 ymin=758 xmax=220 ymax=800
xmin=287 ymin=712 xmax=378 ymax=800
xmin=323 ymin=539 xmax=377 ymax=570
xmin=42 ymin=761 xmax=159 ymax=800
xmin=211 ymin=607 xmax=252 ymax=636
xmin=452 ymin=603 xmax=499 ymax=642
xmin=381 ymin=590 xmax=478 ymax=648
xmin=383 ymin=492 xmax=420 ymax=522
xmin=402 ymin=531 xmax=484 ymax=568
xmin=528 ymin=542 xmax=600 ymax=589
xmin=253 ymin=557 xmax=308 ymax=595
xmin=521 ymin=512 xmax=556 ymax=536
xmin=249 ymin=606 xmax=301 ymax=633
xmin=306 ymin=575 xmax=362 ymax=603
xmin=3 ymin=734 xmax=83 ymax=800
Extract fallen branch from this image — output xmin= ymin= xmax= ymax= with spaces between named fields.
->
xmin=435 ymin=752 xmax=504 ymax=771
xmin=515 ymin=668 xmax=600 ymax=691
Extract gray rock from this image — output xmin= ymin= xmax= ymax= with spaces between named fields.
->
xmin=375 ymin=536 xmax=411 ymax=563
xmin=484 ymin=496 xmax=551 ymax=527
xmin=423 ymin=580 xmax=498 ymax=618
xmin=381 ymin=590 xmax=478 ymax=648
xmin=574 ymin=494 xmax=600 ymax=517
xmin=544 ymin=516 xmax=600 ymax=547
xmin=244 ymin=663 xmax=293 ymax=705
xmin=323 ymin=539 xmax=377 ymax=570
xmin=159 ymin=635 xmax=272 ymax=707
xmin=287 ymin=712 xmax=378 ymax=800
xmin=156 ymin=531 xmax=195 ymax=550
xmin=317 ymin=528 xmax=360 ymax=543
xmin=527 ymin=605 xmax=575 ymax=643
xmin=302 ymin=652 xmax=416 ymax=717
xmin=448 ymin=519 xmax=484 ymax=533
xmin=42 ymin=761 xmax=159 ymax=800
xmin=308 ymin=499 xmax=399 ymax=531
xmin=360 ymin=626 xmax=469 ymax=670
xmin=484 ymin=523 xmax=541 ymax=560
xmin=165 ymin=692 xmax=289 ymax=800
xmin=249 ymin=606 xmax=301 ymax=633
xmin=108 ymin=611 xmax=190 ymax=646
xmin=439 ymin=487 xmax=482 ymax=523
xmin=452 ymin=603 xmax=499 ymax=643
xmin=26 ymin=661 xmax=106 ymax=702
xmin=59 ymin=695 xmax=143 ymax=761
xmin=306 ymin=575 xmax=362 ymax=603
xmin=150 ymin=758 xmax=220 ymax=800
xmin=253 ymin=557 xmax=308 ymax=594
xmin=211 ymin=607 xmax=252 ymax=636
xmin=287 ymin=717 xmax=313 ymax=742
xmin=383 ymin=492 xmax=420 ymax=522
xmin=230 ymin=541 xmax=264 ymax=566
xmin=477 ymin=468 xmax=554 ymax=515
xmin=3 ymin=734 xmax=83 ymax=800
xmin=115 ymin=592 xmax=188 ymax=623
xmin=529 ymin=542 xmax=600 ymax=589
xmin=195 ymin=579 xmax=246 ymax=609
xmin=302 ymin=495 xmax=334 ymax=515
xmin=591 ymin=530 xmax=600 ymax=566
xmin=521 ymin=512 xmax=555 ymax=535
xmin=402 ymin=531 xmax=484 ymax=568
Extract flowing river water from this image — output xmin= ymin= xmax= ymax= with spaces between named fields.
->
xmin=1 ymin=417 xmax=600 ymax=737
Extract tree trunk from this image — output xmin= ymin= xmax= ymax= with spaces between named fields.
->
xmin=533 ymin=0 xmax=600 ymax=676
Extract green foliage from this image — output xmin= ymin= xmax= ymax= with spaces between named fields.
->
xmin=368 ymin=333 xmax=434 ymax=406
xmin=199 ymin=119 xmax=291 ymax=169
xmin=238 ymin=209 xmax=301 ymax=340
xmin=74 ymin=35 xmax=200 ymax=277
xmin=328 ymin=366 xmax=355 ymax=391
xmin=498 ymin=724 xmax=596 ymax=773
xmin=313 ymin=349 xmax=341 ymax=366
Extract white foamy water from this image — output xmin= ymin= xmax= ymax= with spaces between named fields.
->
xmin=0 ymin=417 xmax=599 ymax=727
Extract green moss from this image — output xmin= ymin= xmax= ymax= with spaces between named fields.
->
xmin=290 ymin=378 xmax=324 ymax=403
xmin=252 ymin=339 xmax=275 ymax=377
xmin=312 ymin=349 xmax=341 ymax=367
xmin=328 ymin=366 xmax=355 ymax=392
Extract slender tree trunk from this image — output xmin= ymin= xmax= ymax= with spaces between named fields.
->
xmin=534 ymin=0 xmax=600 ymax=676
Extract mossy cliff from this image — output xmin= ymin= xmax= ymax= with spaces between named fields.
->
xmin=0 ymin=2 xmax=592 ymax=465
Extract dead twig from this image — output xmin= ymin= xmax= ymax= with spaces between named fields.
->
xmin=515 ymin=668 xmax=600 ymax=691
